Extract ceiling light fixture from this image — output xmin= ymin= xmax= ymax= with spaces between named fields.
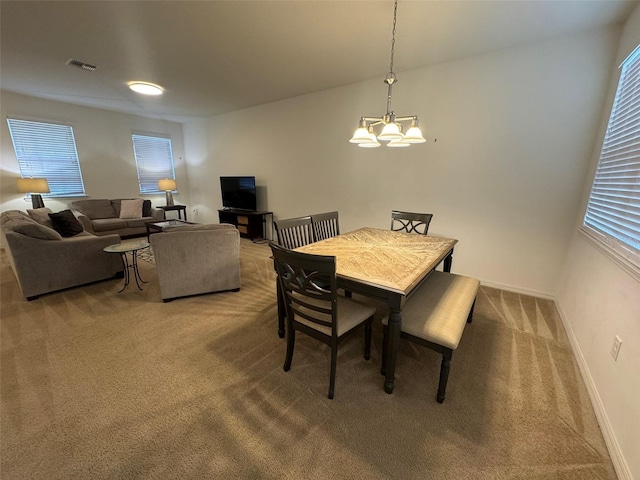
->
xmin=128 ymin=81 xmax=164 ymax=96
xmin=350 ymin=0 xmax=426 ymax=148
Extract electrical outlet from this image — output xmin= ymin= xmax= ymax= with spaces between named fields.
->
xmin=192 ymin=208 xmax=198 ymax=216
xmin=611 ymin=336 xmax=622 ymax=361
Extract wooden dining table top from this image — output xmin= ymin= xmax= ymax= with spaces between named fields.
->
xmin=295 ymin=227 xmax=458 ymax=295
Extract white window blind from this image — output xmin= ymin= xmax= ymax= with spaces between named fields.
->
xmin=584 ymin=44 xmax=640 ymax=264
xmin=7 ymin=118 xmax=86 ymax=197
xmin=132 ymin=133 xmax=176 ymax=194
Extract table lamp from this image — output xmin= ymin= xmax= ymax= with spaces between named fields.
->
xmin=158 ymin=179 xmax=177 ymax=206
xmin=17 ymin=177 xmax=50 ymax=209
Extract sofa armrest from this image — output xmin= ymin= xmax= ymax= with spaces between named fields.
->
xmin=4 ymin=232 xmax=123 ymax=299
xmin=151 ymin=208 xmax=165 ymax=221
xmin=71 ymin=212 xmax=96 ymax=234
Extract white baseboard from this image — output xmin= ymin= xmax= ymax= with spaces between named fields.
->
xmin=478 ymin=279 xmax=554 ymax=300
xmin=554 ymin=301 xmax=633 ymax=480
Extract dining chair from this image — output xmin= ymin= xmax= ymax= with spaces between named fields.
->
xmin=270 ymin=243 xmax=375 ymax=399
xmin=311 ymin=211 xmax=340 ymax=241
xmin=274 ymin=215 xmax=315 ymax=249
xmin=390 ymin=210 xmax=434 ymax=235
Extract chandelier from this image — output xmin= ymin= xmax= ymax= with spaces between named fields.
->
xmin=349 ymin=0 xmax=426 ymax=148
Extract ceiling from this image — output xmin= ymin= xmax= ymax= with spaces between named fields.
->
xmin=1 ymin=1 xmax=637 ymax=123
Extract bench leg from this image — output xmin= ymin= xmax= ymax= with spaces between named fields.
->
xmin=467 ymin=299 xmax=476 ymax=324
xmin=437 ymin=348 xmax=453 ymax=403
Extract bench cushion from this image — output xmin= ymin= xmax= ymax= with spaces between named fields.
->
xmin=384 ymin=271 xmax=479 ymax=350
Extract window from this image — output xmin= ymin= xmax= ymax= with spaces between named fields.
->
xmin=132 ymin=133 xmax=176 ymax=194
xmin=583 ymin=44 xmax=640 ymax=268
xmin=7 ymin=118 xmax=86 ymax=197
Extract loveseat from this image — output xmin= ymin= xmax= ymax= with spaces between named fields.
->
xmin=150 ymin=223 xmax=240 ymax=301
xmin=70 ymin=198 xmax=164 ymax=238
xmin=1 ymin=210 xmax=123 ymax=300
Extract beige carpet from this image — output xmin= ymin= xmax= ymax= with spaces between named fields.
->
xmin=0 ymin=239 xmax=616 ymax=479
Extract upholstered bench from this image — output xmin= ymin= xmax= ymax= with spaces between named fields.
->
xmin=382 ymin=270 xmax=480 ymax=403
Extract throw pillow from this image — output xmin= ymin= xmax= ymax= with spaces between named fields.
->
xmin=119 ymin=199 xmax=144 ymax=219
xmin=27 ymin=207 xmax=54 ymax=227
xmin=48 ymin=210 xmax=84 ymax=237
xmin=142 ymin=199 xmax=152 ymax=217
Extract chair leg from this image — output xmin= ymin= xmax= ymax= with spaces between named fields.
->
xmin=284 ymin=328 xmax=295 ymax=372
xmin=437 ymin=348 xmax=453 ymax=403
xmin=328 ymin=342 xmax=338 ymax=399
xmin=364 ymin=318 xmax=372 ymax=360
xmin=381 ymin=324 xmax=388 ymax=375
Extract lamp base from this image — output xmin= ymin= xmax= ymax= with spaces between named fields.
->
xmin=31 ymin=194 xmax=45 ymax=209
xmin=165 ymin=191 xmax=174 ymax=206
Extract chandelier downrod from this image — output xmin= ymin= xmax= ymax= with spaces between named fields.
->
xmin=349 ymin=0 xmax=426 ymax=148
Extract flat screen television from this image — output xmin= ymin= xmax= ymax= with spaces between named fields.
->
xmin=220 ymin=176 xmax=257 ymax=211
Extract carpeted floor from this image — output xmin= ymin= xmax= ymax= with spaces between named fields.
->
xmin=0 ymin=239 xmax=616 ymax=479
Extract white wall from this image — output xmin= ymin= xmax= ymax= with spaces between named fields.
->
xmin=556 ymin=4 xmax=640 ymax=479
xmin=183 ymin=27 xmax=620 ymax=298
xmin=1 ymin=91 xmax=189 ymax=215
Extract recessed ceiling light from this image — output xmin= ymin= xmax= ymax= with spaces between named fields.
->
xmin=128 ymin=81 xmax=164 ymax=96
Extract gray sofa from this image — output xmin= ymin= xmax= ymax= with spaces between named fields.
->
xmin=70 ymin=198 xmax=164 ymax=238
xmin=1 ymin=210 xmax=123 ymax=300
xmin=150 ymin=223 xmax=240 ymax=301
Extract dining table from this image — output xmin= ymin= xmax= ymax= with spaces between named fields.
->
xmin=284 ymin=227 xmax=458 ymax=394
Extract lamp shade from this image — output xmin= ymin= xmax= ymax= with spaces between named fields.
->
xmin=17 ymin=177 xmax=50 ymax=194
xmin=158 ymin=179 xmax=177 ymax=191
xmin=377 ymin=122 xmax=403 ymax=141
xmin=349 ymin=127 xmax=372 ymax=144
xmin=403 ymin=126 xmax=427 ymax=143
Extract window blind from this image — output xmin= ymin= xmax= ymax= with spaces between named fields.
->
xmin=132 ymin=133 xmax=176 ymax=194
xmin=7 ymin=118 xmax=86 ymax=197
xmin=584 ymin=45 xmax=640 ymax=260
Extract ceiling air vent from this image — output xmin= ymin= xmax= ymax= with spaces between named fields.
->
xmin=65 ymin=58 xmax=98 ymax=71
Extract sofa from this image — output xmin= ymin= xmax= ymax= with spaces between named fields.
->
xmin=1 ymin=210 xmax=123 ymax=300
xmin=70 ymin=198 xmax=164 ymax=238
xmin=150 ymin=223 xmax=240 ymax=301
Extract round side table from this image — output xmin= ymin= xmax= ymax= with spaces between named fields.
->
xmin=103 ymin=241 xmax=150 ymax=292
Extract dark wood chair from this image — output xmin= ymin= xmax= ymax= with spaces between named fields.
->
xmin=390 ymin=210 xmax=433 ymax=235
xmin=270 ymin=243 xmax=375 ymax=399
xmin=274 ymin=216 xmax=315 ymax=249
xmin=311 ymin=211 xmax=340 ymax=241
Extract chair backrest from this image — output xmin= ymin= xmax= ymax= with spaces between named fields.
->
xmin=390 ymin=210 xmax=433 ymax=235
xmin=274 ymin=215 xmax=315 ymax=249
xmin=311 ymin=211 xmax=340 ymax=241
xmin=270 ymin=242 xmax=338 ymax=337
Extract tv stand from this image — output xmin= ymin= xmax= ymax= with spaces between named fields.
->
xmin=218 ymin=209 xmax=273 ymax=240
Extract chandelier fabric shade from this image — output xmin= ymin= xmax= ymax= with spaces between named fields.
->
xmin=349 ymin=0 xmax=426 ymax=148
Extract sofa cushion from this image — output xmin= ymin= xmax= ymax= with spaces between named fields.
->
xmin=6 ymin=219 xmax=63 ymax=240
xmin=27 ymin=207 xmax=54 ymax=227
xmin=72 ymin=199 xmax=116 ymax=219
xmin=125 ymin=217 xmax=154 ymax=228
xmin=119 ymin=199 xmax=144 ymax=219
xmin=49 ymin=210 xmax=84 ymax=237
xmin=91 ymin=218 xmax=128 ymax=232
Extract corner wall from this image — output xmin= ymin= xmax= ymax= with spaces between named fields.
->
xmin=556 ymin=4 xmax=640 ymax=479
xmin=183 ymin=26 xmax=620 ymax=297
